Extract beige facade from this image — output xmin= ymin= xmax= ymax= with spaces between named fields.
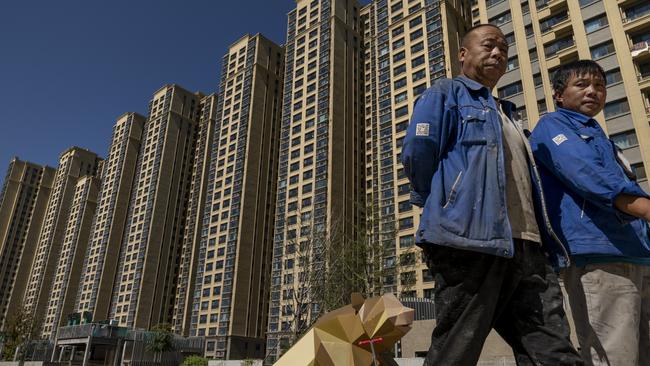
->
xmin=172 ymin=94 xmax=217 ymax=337
xmin=361 ymin=0 xmax=471 ymax=300
xmin=265 ymin=0 xmax=365 ymax=362
xmin=42 ymin=175 xmax=100 ymax=338
xmin=473 ymin=0 xmax=650 ymax=190
xmin=23 ymin=148 xmax=101 ymax=319
xmin=177 ymin=34 xmax=284 ymax=360
xmin=109 ymin=85 xmax=205 ymax=329
xmin=0 ymin=159 xmax=56 ymax=330
xmin=75 ymin=113 xmax=146 ymax=322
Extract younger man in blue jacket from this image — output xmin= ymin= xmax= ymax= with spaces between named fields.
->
xmin=530 ymin=59 xmax=650 ymax=366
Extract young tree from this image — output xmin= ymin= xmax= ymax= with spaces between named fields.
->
xmin=1 ymin=307 xmax=41 ymax=361
xmin=277 ymin=202 xmax=404 ymax=347
xmin=146 ymin=323 xmax=175 ymax=363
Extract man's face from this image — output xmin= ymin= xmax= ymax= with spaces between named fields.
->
xmin=459 ymin=26 xmax=508 ymax=89
xmin=555 ymin=72 xmax=606 ymax=117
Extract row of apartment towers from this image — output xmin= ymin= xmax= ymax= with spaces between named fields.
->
xmin=1 ymin=0 xmax=649 ymax=361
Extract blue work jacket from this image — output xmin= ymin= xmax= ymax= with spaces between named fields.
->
xmin=402 ymin=76 xmax=568 ymax=264
xmin=529 ymin=108 xmax=650 ymax=261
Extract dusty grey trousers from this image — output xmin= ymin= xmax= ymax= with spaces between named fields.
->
xmin=563 ymin=263 xmax=650 ymax=366
xmin=422 ymin=241 xmax=583 ymax=366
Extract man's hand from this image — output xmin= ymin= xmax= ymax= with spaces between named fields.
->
xmin=614 ymin=194 xmax=650 ymax=222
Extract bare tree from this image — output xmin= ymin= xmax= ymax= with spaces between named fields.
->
xmin=275 ymin=202 xmax=406 ymax=350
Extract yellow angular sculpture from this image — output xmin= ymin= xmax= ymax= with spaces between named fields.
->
xmin=274 ymin=293 xmax=414 ymax=366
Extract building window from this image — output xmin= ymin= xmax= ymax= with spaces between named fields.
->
xmin=540 ymin=11 xmax=568 ymax=33
xmin=525 ymin=24 xmax=534 ymax=37
xmin=506 ymin=56 xmax=519 ymax=71
xmin=590 ymin=41 xmax=615 ymax=59
xmin=605 ymin=68 xmax=622 ymax=85
xmin=632 ymin=163 xmax=647 ymax=180
xmin=398 ymin=200 xmax=412 ymax=212
xmin=579 ymin=0 xmax=599 ymax=7
xmin=399 ymin=217 xmax=413 ymax=229
xmin=545 ymin=36 xmax=574 ymax=57
xmin=489 ymin=11 xmax=511 ymax=26
xmin=584 ymin=14 xmax=608 ymax=33
xmin=604 ymin=99 xmax=630 ymax=118
xmin=610 ymin=130 xmax=638 ymax=149
xmin=486 ymin=0 xmax=506 ymax=7
xmin=538 ymin=99 xmax=548 ymax=114
xmin=498 ymin=81 xmax=523 ymax=98
xmin=411 ymin=55 xmax=425 ymax=68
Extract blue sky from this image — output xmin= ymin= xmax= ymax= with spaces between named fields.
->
xmin=0 ymin=0 xmax=297 ymax=174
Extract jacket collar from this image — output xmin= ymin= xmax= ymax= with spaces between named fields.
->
xmin=557 ymin=107 xmax=595 ymax=126
xmin=455 ymin=75 xmax=490 ymax=92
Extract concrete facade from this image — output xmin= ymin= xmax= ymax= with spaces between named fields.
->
xmin=42 ymin=175 xmax=101 ymax=338
xmin=177 ymin=33 xmax=284 ymax=360
xmin=109 ymin=85 xmax=205 ymax=329
xmin=75 ymin=112 xmax=146 ymax=322
xmin=0 ymin=159 xmax=56 ymax=330
xmin=23 ymin=147 xmax=101 ymax=321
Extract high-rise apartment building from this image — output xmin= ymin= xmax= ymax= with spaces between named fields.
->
xmin=0 ymin=159 xmax=56 ymax=330
xmin=473 ymin=0 xmax=650 ymax=190
xmin=266 ymin=0 xmax=365 ymax=361
xmin=109 ymin=85 xmax=205 ymax=329
xmin=42 ymin=175 xmax=100 ymax=338
xmin=175 ymin=34 xmax=283 ymax=360
xmin=75 ymin=113 xmax=146 ymax=321
xmin=171 ymin=93 xmax=217 ymax=337
xmin=361 ymin=0 xmax=471 ymax=301
xmin=23 ymin=148 xmax=101 ymax=318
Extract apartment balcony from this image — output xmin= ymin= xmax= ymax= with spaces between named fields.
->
xmin=541 ymin=17 xmax=572 ymax=44
xmin=622 ymin=3 xmax=650 ymax=32
xmin=535 ymin=0 xmax=566 ymax=19
xmin=639 ymin=71 xmax=650 ymax=91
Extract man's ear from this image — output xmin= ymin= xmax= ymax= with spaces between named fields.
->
xmin=459 ymin=47 xmax=467 ymax=63
xmin=553 ymin=91 xmax=563 ymax=107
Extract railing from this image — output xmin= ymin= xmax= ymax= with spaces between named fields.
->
xmin=638 ymin=71 xmax=650 ymax=81
xmin=544 ymin=38 xmax=575 ymax=58
xmin=540 ymin=12 xmax=569 ymax=33
xmin=57 ymin=324 xmax=128 ymax=340
xmin=623 ymin=4 xmax=650 ymax=23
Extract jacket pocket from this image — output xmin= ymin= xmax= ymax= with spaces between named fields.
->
xmin=443 ymin=171 xmax=463 ymax=209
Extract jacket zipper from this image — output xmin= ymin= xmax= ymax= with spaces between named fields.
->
xmin=580 ymin=198 xmax=586 ymax=218
xmin=526 ymin=145 xmax=572 ymax=265
xmin=443 ymin=171 xmax=463 ymax=209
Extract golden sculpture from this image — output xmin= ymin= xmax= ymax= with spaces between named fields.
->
xmin=274 ymin=293 xmax=414 ymax=366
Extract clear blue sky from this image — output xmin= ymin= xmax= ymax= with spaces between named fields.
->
xmin=0 ymin=0 xmax=297 ymax=175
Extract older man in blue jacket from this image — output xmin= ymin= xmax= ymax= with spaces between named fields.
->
xmin=402 ymin=24 xmax=581 ymax=366
xmin=530 ymin=59 xmax=650 ymax=366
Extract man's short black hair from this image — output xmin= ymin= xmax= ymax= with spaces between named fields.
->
xmin=461 ymin=24 xmax=504 ymax=47
xmin=552 ymin=59 xmax=607 ymax=94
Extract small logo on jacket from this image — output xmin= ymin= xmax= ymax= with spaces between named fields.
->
xmin=552 ymin=134 xmax=568 ymax=146
xmin=416 ymin=123 xmax=429 ymax=136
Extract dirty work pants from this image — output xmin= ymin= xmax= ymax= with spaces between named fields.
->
xmin=421 ymin=240 xmax=583 ymax=366
xmin=563 ymin=263 xmax=650 ymax=366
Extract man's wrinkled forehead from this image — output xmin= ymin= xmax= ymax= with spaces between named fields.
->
xmin=462 ymin=25 xmax=507 ymax=47
xmin=568 ymin=71 xmax=605 ymax=83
